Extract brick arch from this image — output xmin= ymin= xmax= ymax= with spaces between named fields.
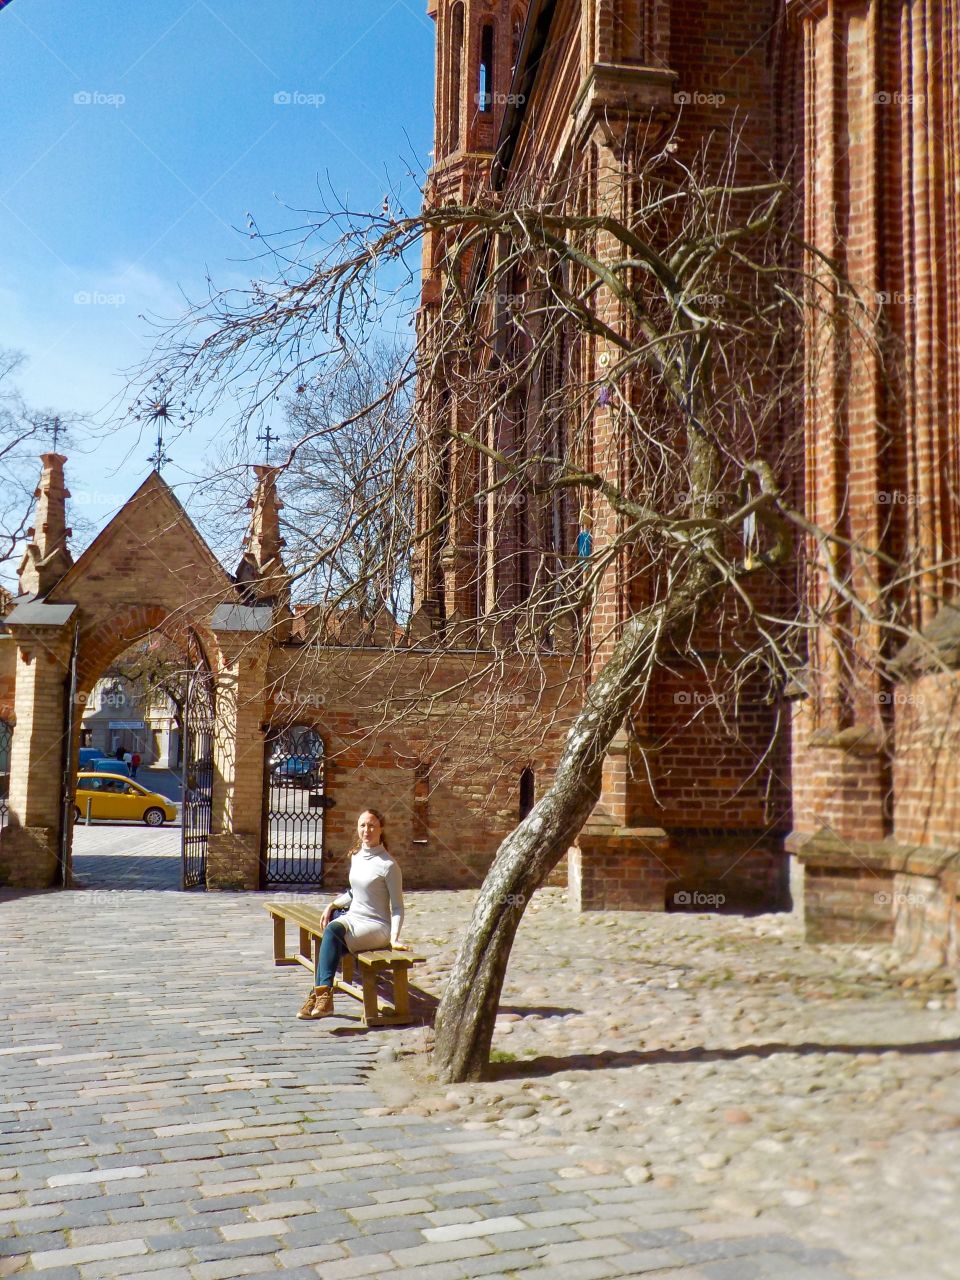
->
xmin=75 ymin=604 xmax=217 ymax=696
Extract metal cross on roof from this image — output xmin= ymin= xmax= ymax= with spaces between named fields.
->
xmin=45 ymin=416 xmax=64 ymax=451
xmin=257 ymin=425 xmax=278 ymax=464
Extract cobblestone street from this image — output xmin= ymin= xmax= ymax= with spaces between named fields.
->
xmin=1 ymin=886 xmax=957 ymax=1280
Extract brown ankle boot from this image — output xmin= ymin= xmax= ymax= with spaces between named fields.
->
xmin=296 ymin=987 xmax=319 ymax=1019
xmin=311 ymin=985 xmax=335 ymax=1018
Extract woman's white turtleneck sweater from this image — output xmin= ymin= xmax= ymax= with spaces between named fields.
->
xmin=330 ymin=843 xmax=403 ymax=952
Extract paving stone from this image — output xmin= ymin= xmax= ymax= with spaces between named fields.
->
xmin=77 ymin=1250 xmax=194 ymax=1278
xmin=388 ymin=1240 xmax=494 ymax=1266
xmin=344 ymin=1228 xmax=427 ymax=1255
xmin=189 ymin=1256 xmax=282 ymax=1280
xmin=423 ymin=1216 xmax=525 ymax=1242
xmin=30 ymin=1238 xmax=149 ymax=1270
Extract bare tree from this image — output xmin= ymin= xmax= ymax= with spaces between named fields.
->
xmin=280 ymin=343 xmax=414 ymax=620
xmin=106 ymin=636 xmax=192 ymax=767
xmin=0 ymin=349 xmax=70 ymax=580
xmin=140 ymin=130 xmax=926 ymax=1081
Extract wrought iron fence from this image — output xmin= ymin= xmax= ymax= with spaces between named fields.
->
xmin=0 ymin=718 xmax=11 ymax=831
xmin=263 ymin=726 xmax=327 ymax=887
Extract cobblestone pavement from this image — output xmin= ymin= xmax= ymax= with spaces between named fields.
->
xmin=382 ymin=890 xmax=960 ymax=1280
xmin=71 ymin=830 xmax=181 ymax=891
xmin=0 ymin=888 xmax=954 ymax=1280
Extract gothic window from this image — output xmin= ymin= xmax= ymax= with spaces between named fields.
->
xmin=449 ymin=2 xmax=464 ymax=153
xmin=519 ymin=766 xmax=535 ymax=819
xmin=479 ymin=22 xmax=495 ymax=113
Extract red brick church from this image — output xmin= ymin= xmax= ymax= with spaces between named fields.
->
xmin=415 ymin=0 xmax=960 ymax=960
xmin=1 ymin=1 xmax=957 ymax=971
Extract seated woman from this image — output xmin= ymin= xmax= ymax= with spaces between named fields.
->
xmin=298 ymin=808 xmax=406 ymax=1020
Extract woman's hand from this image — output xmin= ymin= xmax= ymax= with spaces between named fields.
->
xmin=391 ymin=940 xmax=409 ymax=951
xmin=321 ymin=904 xmax=335 ymax=928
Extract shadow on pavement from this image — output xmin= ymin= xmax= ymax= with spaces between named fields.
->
xmin=488 ymin=1037 xmax=960 ymax=1080
xmin=72 ymin=855 xmax=185 ymax=891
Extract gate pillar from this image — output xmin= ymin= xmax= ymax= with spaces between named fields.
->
xmin=208 ymin=606 xmax=271 ymax=890
xmin=0 ymin=602 xmax=76 ymax=889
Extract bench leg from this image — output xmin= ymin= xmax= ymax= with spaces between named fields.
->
xmin=360 ymin=967 xmax=380 ymax=1026
xmin=298 ymin=926 xmax=312 ymax=966
xmin=392 ymin=965 xmax=411 ymax=1020
xmin=272 ymin=914 xmax=286 ymax=964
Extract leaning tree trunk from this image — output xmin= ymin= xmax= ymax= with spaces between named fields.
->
xmin=432 ymin=561 xmax=720 ymax=1083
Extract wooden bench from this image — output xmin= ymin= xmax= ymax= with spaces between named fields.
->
xmin=264 ymin=901 xmax=425 ymax=1028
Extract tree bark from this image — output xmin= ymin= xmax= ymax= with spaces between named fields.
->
xmin=432 ymin=561 xmax=719 ymax=1083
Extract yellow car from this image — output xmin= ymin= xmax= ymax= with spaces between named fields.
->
xmin=74 ymin=773 xmax=178 ymax=827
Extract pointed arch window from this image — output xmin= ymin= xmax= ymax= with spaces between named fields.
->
xmin=519 ymin=767 xmax=535 ymax=820
xmin=449 ymin=2 xmax=464 ymax=153
xmin=478 ymin=22 xmax=495 ymax=112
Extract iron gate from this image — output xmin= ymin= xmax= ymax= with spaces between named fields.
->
xmin=181 ymin=661 xmax=214 ymax=890
xmin=262 ymin=726 xmax=327 ymax=886
xmin=0 ymin=718 xmax=12 ymax=832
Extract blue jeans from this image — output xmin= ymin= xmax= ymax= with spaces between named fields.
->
xmin=315 ymin=920 xmax=348 ymax=987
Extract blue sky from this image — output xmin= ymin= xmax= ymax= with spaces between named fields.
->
xmin=0 ymin=0 xmax=434 ymax=563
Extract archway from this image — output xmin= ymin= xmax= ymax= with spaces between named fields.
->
xmin=1 ymin=466 xmax=272 ymax=893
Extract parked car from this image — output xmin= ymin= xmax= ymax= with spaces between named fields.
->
xmin=74 ymin=773 xmax=177 ymax=827
xmin=78 ymin=747 xmax=101 ymax=768
xmin=269 ymin=755 xmax=320 ymax=787
xmin=88 ymin=757 xmax=131 ymax=777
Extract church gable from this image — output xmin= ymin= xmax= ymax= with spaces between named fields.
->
xmin=46 ymin=471 xmax=235 ymax=616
